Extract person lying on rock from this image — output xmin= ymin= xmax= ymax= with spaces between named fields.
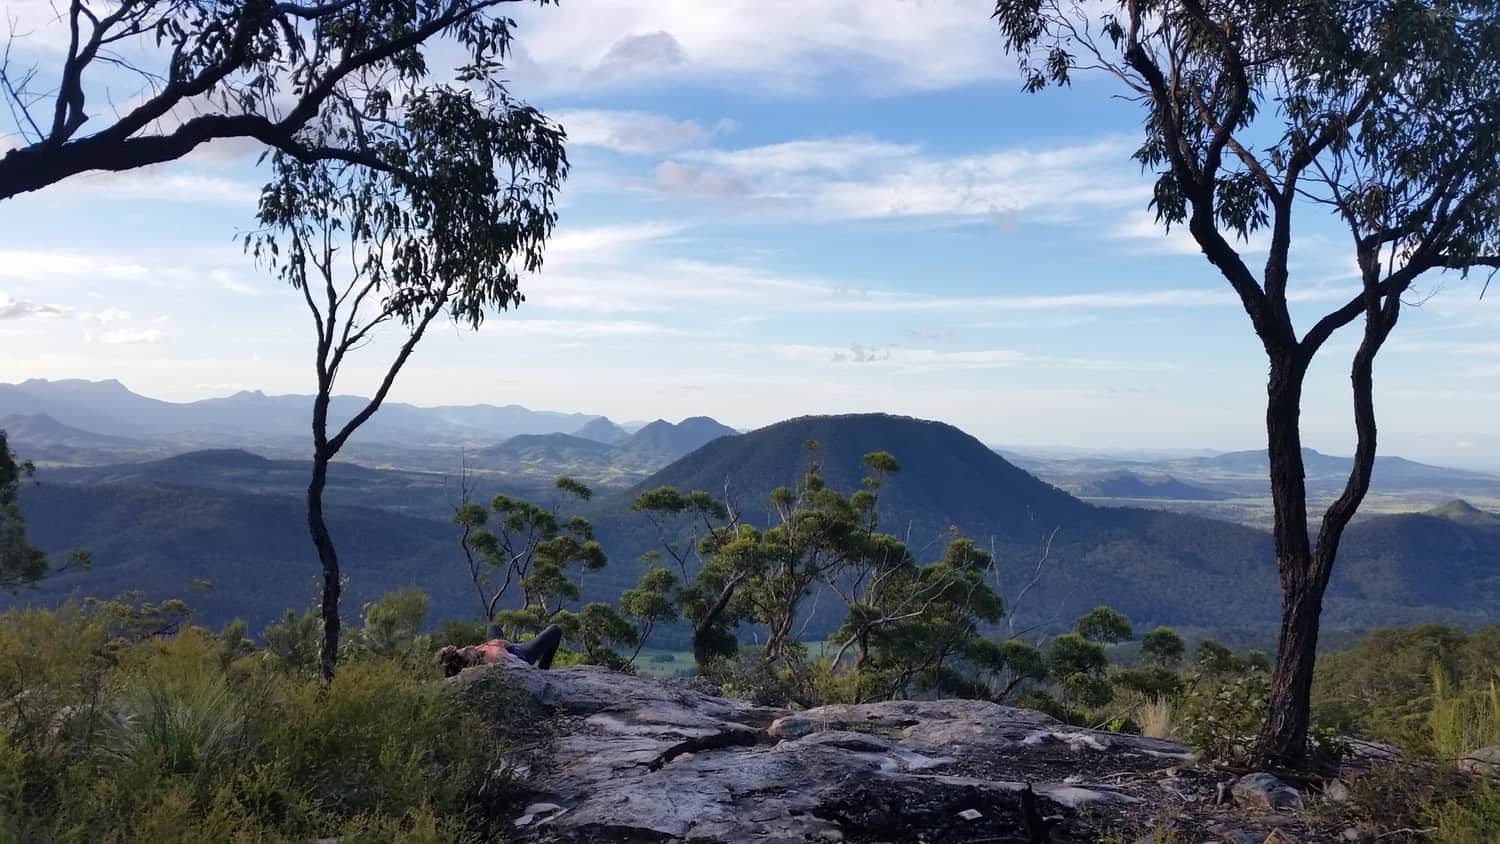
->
xmin=438 ymin=624 xmax=563 ymax=678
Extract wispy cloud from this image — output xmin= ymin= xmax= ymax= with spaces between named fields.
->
xmin=770 ymin=342 xmax=1193 ymax=374
xmin=642 ymin=136 xmax=1144 ymax=222
xmin=554 ymin=109 xmax=735 ymax=154
xmin=0 ymin=296 xmax=66 ymax=320
xmin=96 ymin=327 xmax=165 ymax=345
xmin=56 ymin=169 xmax=262 ymax=207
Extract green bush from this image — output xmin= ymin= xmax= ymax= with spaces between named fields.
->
xmin=1179 ymin=671 xmax=1268 ymax=764
xmin=0 ymin=599 xmax=519 ymax=842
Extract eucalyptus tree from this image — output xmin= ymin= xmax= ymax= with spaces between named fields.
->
xmin=994 ymin=0 xmax=1500 ymax=764
xmin=249 ymin=60 xmax=565 ymax=679
xmin=632 ymin=486 xmax=749 ymax=667
xmin=0 ymin=0 xmax=556 ymax=199
xmin=455 ymin=477 xmax=602 ymax=626
xmin=1 ymin=431 xmax=88 ymax=591
xmin=0 ymin=433 xmax=45 ymax=592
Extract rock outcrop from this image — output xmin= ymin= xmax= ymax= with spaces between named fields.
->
xmin=448 ymin=665 xmax=1355 ymax=843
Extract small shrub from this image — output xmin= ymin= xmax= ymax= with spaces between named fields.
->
xmin=1179 ymin=671 xmax=1268 ymax=764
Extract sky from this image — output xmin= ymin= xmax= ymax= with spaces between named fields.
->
xmin=1 ymin=0 xmax=1497 ymax=466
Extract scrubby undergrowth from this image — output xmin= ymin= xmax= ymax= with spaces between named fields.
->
xmin=0 ymin=600 xmax=526 ymax=843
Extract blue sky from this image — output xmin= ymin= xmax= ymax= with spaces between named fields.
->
xmin=1 ymin=0 xmax=1496 ymax=465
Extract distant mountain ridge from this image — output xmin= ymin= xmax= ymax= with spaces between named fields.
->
xmin=0 ymin=378 xmax=607 ymax=446
xmin=1195 ymin=446 xmax=1494 ymax=481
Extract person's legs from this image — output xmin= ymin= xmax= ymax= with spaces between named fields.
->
xmin=507 ymin=624 xmax=563 ymax=669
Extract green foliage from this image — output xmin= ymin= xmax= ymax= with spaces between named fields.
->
xmin=215 ymin=620 xmax=254 ymax=670
xmin=1049 ymin=633 xmax=1112 ymax=709
xmin=349 ymin=588 xmax=430 ymax=661
xmin=83 ymin=592 xmax=193 ymax=644
xmin=1 ymin=431 xmax=90 ymax=594
xmin=1428 ymin=675 xmax=1500 ymax=762
xmin=960 ymin=637 xmax=1048 ymax=702
xmin=1074 ymin=607 xmax=1133 ymax=643
xmin=261 ymin=609 xmax=321 ymax=676
xmin=1313 ymin=624 xmax=1491 ymax=749
xmin=1427 ymin=780 xmax=1500 ymax=844
xmin=619 ymin=567 xmax=679 ymax=666
xmin=458 ymin=479 xmax=606 ymax=623
xmin=0 ymin=601 xmax=516 ymax=842
xmin=1141 ymin=627 xmax=1185 ymax=667
xmin=1180 ymin=671 xmax=1270 ymax=765
xmin=1194 ymin=639 xmax=1237 ymax=675
xmin=564 ymin=603 xmax=638 ymax=671
xmin=1113 ymin=666 xmax=1182 ymax=701
xmin=0 ymin=430 xmax=45 ymax=591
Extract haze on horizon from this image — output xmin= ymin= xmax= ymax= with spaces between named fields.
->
xmin=1 ymin=0 xmax=1495 ymax=466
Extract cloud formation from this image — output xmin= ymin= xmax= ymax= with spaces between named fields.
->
xmin=0 ymin=297 xmax=65 ymax=320
xmin=555 ymin=109 xmax=734 ymax=154
xmin=510 ymin=0 xmax=1010 ymax=94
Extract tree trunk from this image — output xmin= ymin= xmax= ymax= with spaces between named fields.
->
xmin=691 ymin=623 xmax=719 ymax=669
xmin=1256 ymin=351 xmax=1318 ymax=766
xmin=1259 ymin=574 xmax=1323 ymax=764
xmin=308 ymin=451 xmax=341 ymax=682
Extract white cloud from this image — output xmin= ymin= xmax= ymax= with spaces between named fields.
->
xmin=510 ymin=0 xmax=1010 ymax=95
xmin=544 ymin=223 xmax=684 ymax=265
xmin=210 ymin=270 xmax=264 ymax=296
xmin=0 ymin=296 xmax=66 ymax=320
xmin=58 ymin=168 xmax=261 ymax=207
xmin=651 ymin=161 xmax=749 ymax=197
xmin=639 ymin=136 xmax=1144 ymax=222
xmin=0 ymin=250 xmax=153 ymax=283
xmin=1111 ymin=210 xmax=1273 ymax=257
xmin=769 ymin=342 xmax=1192 ymax=373
xmin=79 ymin=308 xmax=132 ymax=324
xmin=97 ymin=327 xmax=165 ymax=345
xmin=554 ymin=109 xmax=733 ymax=154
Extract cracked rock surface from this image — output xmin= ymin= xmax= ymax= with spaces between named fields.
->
xmin=449 ymin=665 xmax=1210 ymax=842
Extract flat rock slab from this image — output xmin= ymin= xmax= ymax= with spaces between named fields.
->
xmin=449 ymin=665 xmax=1200 ymax=843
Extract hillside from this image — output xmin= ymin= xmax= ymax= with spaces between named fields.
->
xmin=477 ymin=433 xmax=615 ymax=466
xmin=589 ymin=415 xmax=1281 ymax=632
xmin=573 ymin=417 xmax=630 ymax=445
xmin=1 ymin=413 xmax=166 ymax=464
xmin=1077 ymin=471 xmax=1228 ymax=501
xmin=42 ymin=449 xmax=556 ymax=517
xmin=468 ymin=418 xmax=740 ymax=486
xmin=612 ymin=416 xmax=738 ymax=464
xmin=12 ymin=414 xmax=1500 ymax=641
xmin=11 ymin=482 xmax=486 ymax=631
xmin=1329 ymin=500 xmax=1500 ymax=611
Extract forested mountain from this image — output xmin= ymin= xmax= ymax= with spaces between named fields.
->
xmin=573 ymin=417 xmax=631 ymax=444
xmin=11 ymin=414 xmax=1499 ymax=641
xmin=612 ymin=417 xmax=739 ymax=464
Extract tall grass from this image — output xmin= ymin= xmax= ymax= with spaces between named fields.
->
xmin=0 ymin=601 xmax=520 ymax=843
xmin=1427 ymin=666 xmax=1500 ymax=760
xmin=1137 ymin=696 xmax=1174 ymax=740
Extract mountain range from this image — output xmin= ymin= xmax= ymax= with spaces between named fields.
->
xmin=0 ymin=378 xmax=609 ymax=448
xmin=1 ymin=379 xmax=737 ymax=486
xmin=12 ymin=412 xmax=1500 ymax=647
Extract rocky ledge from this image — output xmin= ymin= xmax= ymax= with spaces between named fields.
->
xmin=448 ymin=665 xmax=1357 ymax=843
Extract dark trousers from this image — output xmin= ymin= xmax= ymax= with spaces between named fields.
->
xmin=506 ymin=624 xmax=563 ymax=669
